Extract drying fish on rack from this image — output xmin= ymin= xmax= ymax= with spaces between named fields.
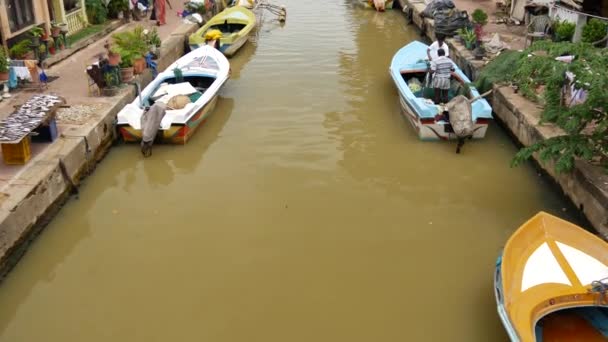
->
xmin=0 ymin=94 xmax=66 ymax=143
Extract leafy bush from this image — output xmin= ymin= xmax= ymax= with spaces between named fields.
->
xmin=474 ymin=50 xmax=524 ymax=93
xmin=0 ymin=49 xmax=8 ymax=73
xmin=554 ymin=20 xmax=576 ymax=42
xmin=480 ymin=41 xmax=608 ymax=172
xmin=85 ymin=0 xmax=108 ymax=24
xmin=472 ymin=9 xmax=488 ymax=26
xmin=582 ymin=18 xmax=608 ymax=43
xmin=107 ymin=0 xmax=128 ymax=18
xmin=9 ymin=40 xmax=32 ymax=59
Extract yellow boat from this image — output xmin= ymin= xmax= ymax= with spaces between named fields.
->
xmin=495 ymin=212 xmax=608 ymax=341
xmin=189 ymin=6 xmax=256 ymax=57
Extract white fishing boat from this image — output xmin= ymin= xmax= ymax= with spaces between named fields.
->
xmin=116 ymin=45 xmax=230 ymax=145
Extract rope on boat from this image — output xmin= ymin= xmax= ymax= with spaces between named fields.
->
xmin=590 ymin=278 xmax=608 ymax=305
xmin=254 ymin=0 xmax=287 ymax=22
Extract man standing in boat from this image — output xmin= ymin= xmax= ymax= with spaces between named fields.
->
xmin=427 ymin=34 xmax=449 ymax=62
xmin=430 ymin=48 xmax=454 ymax=105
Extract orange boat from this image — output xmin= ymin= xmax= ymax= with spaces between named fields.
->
xmin=494 ymin=212 xmax=608 ymax=341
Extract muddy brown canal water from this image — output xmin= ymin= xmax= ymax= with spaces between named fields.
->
xmin=0 ymin=1 xmax=583 ymax=341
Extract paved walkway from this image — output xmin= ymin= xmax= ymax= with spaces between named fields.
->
xmin=0 ymin=1 xmax=189 ymax=186
xmin=0 ymin=1 xmax=188 ymax=120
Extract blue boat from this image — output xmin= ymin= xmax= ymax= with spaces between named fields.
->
xmin=389 ymin=41 xmax=493 ymax=140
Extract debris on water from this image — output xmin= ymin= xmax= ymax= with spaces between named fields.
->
xmin=57 ymin=104 xmax=104 ymax=125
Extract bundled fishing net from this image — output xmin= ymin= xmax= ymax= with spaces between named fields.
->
xmin=204 ymin=29 xmax=223 ymax=41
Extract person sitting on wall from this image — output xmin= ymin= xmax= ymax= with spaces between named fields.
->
xmin=430 ymin=48 xmax=455 ymax=105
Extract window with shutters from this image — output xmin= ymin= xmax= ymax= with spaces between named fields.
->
xmin=7 ymin=0 xmax=36 ymax=33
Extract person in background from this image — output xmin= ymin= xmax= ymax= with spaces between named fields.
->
xmin=155 ymin=0 xmax=167 ymax=26
xmin=427 ymin=34 xmax=449 ymax=62
xmin=430 ymin=48 xmax=455 ymax=105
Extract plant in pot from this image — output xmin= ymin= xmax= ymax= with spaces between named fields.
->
xmin=51 ymin=22 xmax=61 ymax=37
xmin=103 ymin=70 xmax=121 ymax=96
xmin=473 ymin=43 xmax=485 ymax=60
xmin=0 ymin=49 xmax=9 ymax=82
xmin=107 ymin=45 xmax=121 ymax=66
xmin=459 ymin=28 xmax=477 ymax=50
xmin=113 ymin=26 xmax=148 ymax=74
xmin=146 ymin=28 xmax=162 ymax=58
xmin=471 ymin=9 xmax=488 ymax=46
xmin=9 ymin=40 xmax=34 ymax=60
xmin=29 ymin=26 xmax=44 ymax=46
xmin=38 ymin=44 xmax=48 ymax=60
xmin=48 ymin=38 xmax=56 ymax=55
xmin=118 ymin=48 xmax=135 ymax=83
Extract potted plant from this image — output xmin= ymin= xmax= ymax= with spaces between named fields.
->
xmin=103 ymin=71 xmax=121 ymax=96
xmin=113 ymin=26 xmax=148 ymax=75
xmin=38 ymin=44 xmax=48 ymax=60
xmin=132 ymin=53 xmax=146 ymax=74
xmin=58 ymin=22 xmax=69 ymax=34
xmin=29 ymin=27 xmax=44 ymax=46
xmin=9 ymin=40 xmax=34 ymax=60
xmin=51 ymin=22 xmax=61 ymax=37
xmin=107 ymin=45 xmax=121 ymax=66
xmin=471 ymin=9 xmax=488 ymax=45
xmin=473 ymin=43 xmax=485 ymax=60
xmin=118 ymin=48 xmax=135 ymax=83
xmin=146 ymin=28 xmax=162 ymax=58
xmin=458 ymin=28 xmax=477 ymax=50
xmin=48 ymin=38 xmax=56 ymax=55
xmin=0 ymin=49 xmax=9 ymax=81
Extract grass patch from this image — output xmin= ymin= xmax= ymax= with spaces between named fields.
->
xmin=67 ymin=24 xmax=106 ymax=46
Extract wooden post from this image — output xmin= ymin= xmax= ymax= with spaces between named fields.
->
xmin=79 ymin=0 xmax=88 ymax=25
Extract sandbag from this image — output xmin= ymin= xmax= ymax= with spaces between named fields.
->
xmin=434 ymin=9 xmax=470 ymax=37
xmin=421 ymin=0 xmax=455 ymax=18
xmin=445 ymin=95 xmax=474 ymax=138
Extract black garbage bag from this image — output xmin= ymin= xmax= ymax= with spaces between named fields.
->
xmin=434 ymin=10 xmax=471 ymax=37
xmin=421 ymin=0 xmax=455 ymax=18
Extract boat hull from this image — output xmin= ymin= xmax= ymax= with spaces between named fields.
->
xmin=191 ymin=35 xmax=249 ymax=57
xmin=119 ymin=96 xmax=219 ymax=145
xmin=362 ymin=0 xmax=394 ymax=10
xmin=399 ymin=95 xmax=489 ymax=140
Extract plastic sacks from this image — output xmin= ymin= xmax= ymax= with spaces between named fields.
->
xmin=421 ymin=0 xmax=455 ymax=18
xmin=445 ymin=95 xmax=474 ymax=138
xmin=434 ymin=9 xmax=470 ymax=37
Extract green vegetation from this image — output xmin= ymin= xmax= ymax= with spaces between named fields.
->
xmin=582 ymin=18 xmax=608 ymax=43
xmin=67 ymin=24 xmax=105 ymax=45
xmin=29 ymin=26 xmax=44 ymax=38
xmin=477 ymin=41 xmax=608 ymax=172
xmin=553 ymin=20 xmax=576 ymax=42
xmin=0 ymin=49 xmax=9 ymax=73
xmin=107 ymin=0 xmax=128 ymax=18
xmin=9 ymin=40 xmax=32 ymax=59
xmin=113 ymin=26 xmax=148 ymax=68
xmin=85 ymin=0 xmax=108 ymax=24
xmin=471 ymin=9 xmax=488 ymax=26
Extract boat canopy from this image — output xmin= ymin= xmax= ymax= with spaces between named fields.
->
xmin=500 ymin=212 xmax=608 ymax=341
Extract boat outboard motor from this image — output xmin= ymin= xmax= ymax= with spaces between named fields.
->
xmin=140 ymin=103 xmax=167 ymax=157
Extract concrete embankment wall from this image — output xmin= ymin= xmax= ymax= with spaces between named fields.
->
xmin=0 ymin=23 xmax=200 ymax=281
xmin=401 ymin=0 xmax=608 ymax=235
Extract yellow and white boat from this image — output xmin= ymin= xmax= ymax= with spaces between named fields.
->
xmin=495 ymin=212 xmax=608 ymax=341
xmin=189 ymin=6 xmax=256 ymax=57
